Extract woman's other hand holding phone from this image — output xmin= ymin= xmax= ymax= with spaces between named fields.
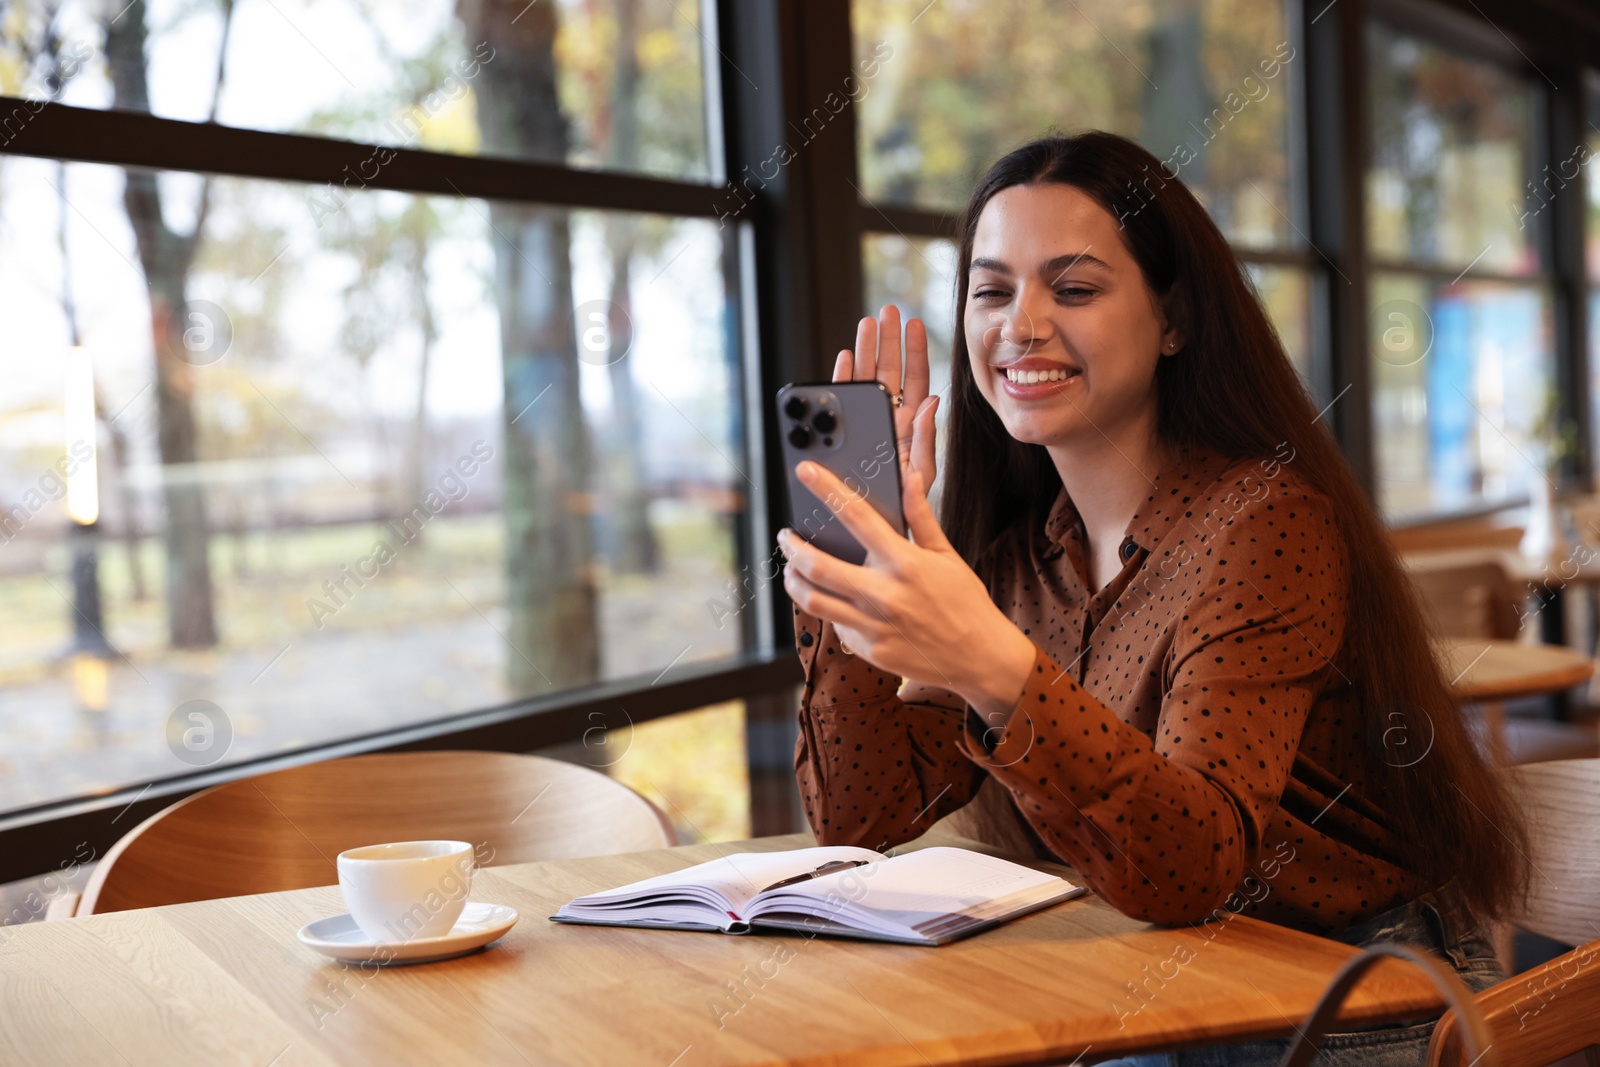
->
xmin=778 ymin=462 xmax=1035 ymax=719
xmin=835 ymin=305 xmax=938 ymax=490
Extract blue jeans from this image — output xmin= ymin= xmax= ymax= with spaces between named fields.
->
xmin=1094 ymin=892 xmax=1504 ymax=1066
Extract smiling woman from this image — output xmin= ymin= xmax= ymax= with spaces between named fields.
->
xmin=780 ymin=132 xmax=1526 ymax=1067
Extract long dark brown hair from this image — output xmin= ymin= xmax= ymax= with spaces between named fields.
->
xmin=941 ymin=131 xmax=1527 ymax=922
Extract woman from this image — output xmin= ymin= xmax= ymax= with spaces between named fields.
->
xmin=777 ymin=132 xmax=1523 ymax=1065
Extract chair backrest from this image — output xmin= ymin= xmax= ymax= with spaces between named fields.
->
xmin=77 ymin=751 xmax=677 ymax=915
xmin=1426 ymin=759 xmax=1600 ymax=1066
xmin=1404 ymin=557 xmax=1524 ymax=640
xmin=1506 ymin=759 xmax=1600 ymax=947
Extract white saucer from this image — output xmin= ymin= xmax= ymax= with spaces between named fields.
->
xmin=297 ymin=902 xmax=519 ymax=965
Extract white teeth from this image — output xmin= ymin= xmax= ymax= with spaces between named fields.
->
xmin=1004 ymin=367 xmax=1074 ymax=383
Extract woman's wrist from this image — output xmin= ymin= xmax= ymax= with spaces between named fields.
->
xmin=953 ymin=620 xmax=1037 ymax=720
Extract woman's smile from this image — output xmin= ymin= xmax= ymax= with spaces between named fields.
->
xmin=995 ymin=356 xmax=1082 ymax=398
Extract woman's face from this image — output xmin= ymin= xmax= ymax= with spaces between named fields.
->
xmin=964 ymin=182 xmax=1180 ymax=451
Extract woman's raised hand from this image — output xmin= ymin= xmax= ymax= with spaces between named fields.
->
xmin=833 ymin=305 xmax=939 ymax=491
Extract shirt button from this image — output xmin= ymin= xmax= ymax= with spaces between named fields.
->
xmin=799 ymin=630 xmax=814 ymax=647
xmin=1121 ymin=540 xmax=1138 ymax=560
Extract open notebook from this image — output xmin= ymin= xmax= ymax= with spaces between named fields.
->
xmin=551 ymin=845 xmax=1085 ymax=946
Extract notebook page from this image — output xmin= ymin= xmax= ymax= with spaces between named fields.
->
xmin=563 ymin=846 xmax=882 ymax=915
xmin=749 ymin=846 xmax=1075 ymax=933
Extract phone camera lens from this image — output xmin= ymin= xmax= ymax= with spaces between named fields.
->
xmin=784 ymin=396 xmax=809 ymax=420
xmin=811 ymin=409 xmax=838 ymax=434
xmin=788 ymin=425 xmax=814 ymax=449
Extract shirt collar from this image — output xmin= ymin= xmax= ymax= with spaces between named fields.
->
xmin=1042 ymin=444 xmax=1236 ymax=557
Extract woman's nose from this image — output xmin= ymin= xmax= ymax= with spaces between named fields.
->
xmin=995 ymin=295 xmax=1051 ymax=352
xmin=999 ymin=309 xmax=1037 ymax=347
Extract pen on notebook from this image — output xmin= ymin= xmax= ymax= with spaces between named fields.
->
xmin=759 ymin=859 xmax=871 ymax=893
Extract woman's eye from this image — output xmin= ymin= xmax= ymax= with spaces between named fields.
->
xmin=1057 ymin=286 xmax=1096 ymax=299
xmin=972 ymin=289 xmax=1009 ymax=302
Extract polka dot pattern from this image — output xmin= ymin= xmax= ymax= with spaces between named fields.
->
xmin=791 ymin=445 xmax=1423 ymax=935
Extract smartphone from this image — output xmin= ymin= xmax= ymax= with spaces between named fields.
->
xmin=776 ymin=381 xmax=906 ymax=565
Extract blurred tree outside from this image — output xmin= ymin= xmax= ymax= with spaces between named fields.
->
xmin=303 ymin=21 xmax=487 ymax=532
xmin=853 ymin=0 xmax=1293 ymax=248
xmin=0 ymin=2 xmax=151 ymax=600
xmin=102 ymin=0 xmax=234 ymax=648
xmin=458 ymin=0 xmax=601 ymax=694
xmin=595 ymin=0 xmax=658 ymax=575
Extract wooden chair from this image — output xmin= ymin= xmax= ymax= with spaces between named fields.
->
xmin=1425 ymin=759 xmax=1600 ymax=1066
xmin=1405 ymin=555 xmax=1525 ymax=765
xmin=1404 ymin=555 xmax=1599 ymax=767
xmin=51 ymin=751 xmax=677 ymax=917
xmin=1405 ymin=557 xmax=1526 ymax=643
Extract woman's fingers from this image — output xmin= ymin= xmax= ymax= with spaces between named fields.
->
xmin=854 ymin=315 xmax=878 ymax=382
xmin=902 ymin=316 xmax=930 ymax=412
xmin=832 ymin=349 xmax=853 ymax=384
xmin=877 ymin=304 xmax=902 ymax=398
xmin=783 ymin=563 xmax=876 ymax=633
xmin=778 ymin=528 xmax=877 ymax=604
xmin=796 ymin=460 xmax=904 ymax=561
xmin=910 ymin=394 xmax=939 ymax=489
xmin=901 ymin=467 xmax=950 ymax=552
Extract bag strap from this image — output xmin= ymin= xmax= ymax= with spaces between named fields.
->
xmin=1276 ymin=942 xmax=1496 ymax=1067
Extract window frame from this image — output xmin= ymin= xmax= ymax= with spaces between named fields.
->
xmin=0 ymin=0 xmax=864 ymax=883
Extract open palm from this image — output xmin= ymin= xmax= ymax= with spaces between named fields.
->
xmin=833 ymin=305 xmax=939 ymax=491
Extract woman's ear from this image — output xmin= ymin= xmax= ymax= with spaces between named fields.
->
xmin=1159 ymin=285 xmax=1189 ymax=357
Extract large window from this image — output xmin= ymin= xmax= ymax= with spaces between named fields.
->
xmin=852 ymin=0 xmax=1317 ymax=384
xmin=0 ymin=0 xmax=773 ymax=849
xmin=1366 ymin=17 xmax=1552 ymax=518
xmin=0 ymin=158 xmax=745 ymax=811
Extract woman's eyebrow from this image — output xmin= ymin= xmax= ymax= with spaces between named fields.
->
xmin=969 ymin=250 xmax=1114 ymax=277
xmin=1042 ymin=250 xmax=1113 ymax=278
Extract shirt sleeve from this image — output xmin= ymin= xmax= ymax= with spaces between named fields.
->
xmin=792 ymin=604 xmax=987 ymax=850
xmin=957 ymin=487 xmax=1348 ymax=925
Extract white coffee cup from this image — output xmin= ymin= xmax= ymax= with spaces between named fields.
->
xmin=337 ymin=840 xmax=475 ymax=943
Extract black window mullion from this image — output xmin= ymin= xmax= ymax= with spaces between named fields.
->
xmin=720 ymin=0 xmax=871 ymax=836
xmin=1305 ymin=0 xmax=1375 ymax=493
xmin=1 ymin=98 xmax=738 ymax=218
xmin=1546 ymin=58 xmax=1593 ymax=488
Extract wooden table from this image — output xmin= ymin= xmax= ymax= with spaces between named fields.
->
xmin=1437 ymin=637 xmax=1595 ymax=704
xmin=0 ymin=832 xmax=1446 ymax=1066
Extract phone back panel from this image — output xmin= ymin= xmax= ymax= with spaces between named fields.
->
xmin=776 ymin=382 xmax=905 ymax=566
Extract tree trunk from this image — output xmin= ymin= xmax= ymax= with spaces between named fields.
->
xmin=600 ymin=0 xmax=658 ymax=574
xmin=406 ymin=208 xmax=437 ymax=538
xmin=1140 ymin=0 xmax=1214 ymax=190
xmin=602 ymin=219 xmax=659 ymax=573
xmin=459 ymin=0 xmax=599 ymax=694
xmin=104 ymin=0 xmax=218 ymax=648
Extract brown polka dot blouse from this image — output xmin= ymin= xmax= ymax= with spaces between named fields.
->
xmin=792 ymin=445 xmax=1425 ymax=936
